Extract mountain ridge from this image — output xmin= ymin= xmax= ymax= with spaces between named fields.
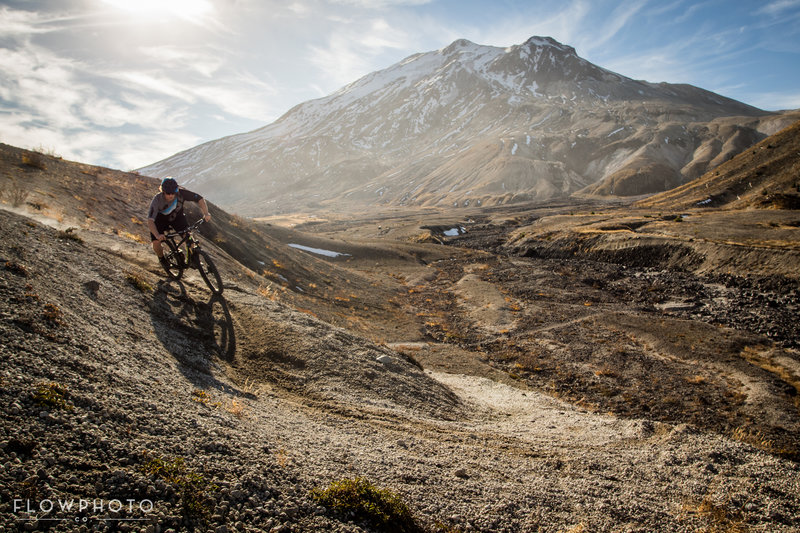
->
xmin=140 ymin=36 xmax=787 ymax=216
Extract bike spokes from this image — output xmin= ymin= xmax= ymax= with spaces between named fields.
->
xmin=196 ymin=250 xmax=223 ymax=294
xmin=162 ymin=240 xmax=184 ymax=280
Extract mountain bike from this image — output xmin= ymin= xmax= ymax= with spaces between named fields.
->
xmin=161 ymin=219 xmax=224 ymax=295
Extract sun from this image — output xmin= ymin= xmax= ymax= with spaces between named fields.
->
xmin=101 ymin=0 xmax=213 ymax=22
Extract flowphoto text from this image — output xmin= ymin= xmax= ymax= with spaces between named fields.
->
xmin=13 ymin=498 xmax=154 ymax=522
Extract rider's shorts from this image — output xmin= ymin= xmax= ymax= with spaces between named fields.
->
xmin=150 ymin=211 xmax=188 ymax=241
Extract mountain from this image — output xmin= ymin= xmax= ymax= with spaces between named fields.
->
xmin=142 ymin=35 xmax=792 ymax=216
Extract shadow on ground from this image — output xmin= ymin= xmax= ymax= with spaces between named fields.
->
xmin=149 ymin=279 xmax=240 ymax=394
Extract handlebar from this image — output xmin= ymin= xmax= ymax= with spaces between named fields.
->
xmin=164 ymin=218 xmax=205 ymax=239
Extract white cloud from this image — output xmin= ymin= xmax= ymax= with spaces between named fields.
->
xmin=308 ymin=37 xmax=367 ymax=88
xmin=0 ymin=6 xmax=73 ymax=36
xmin=588 ymin=0 xmax=648 ymax=50
xmin=0 ymin=46 xmax=91 ymax=129
xmin=0 ymin=6 xmax=213 ymax=168
xmin=464 ymin=1 xmax=592 ymax=52
xmin=328 ymin=0 xmax=433 ymax=7
xmin=745 ymin=91 xmax=800 ymax=111
xmin=307 ymin=17 xmax=413 ymax=87
xmin=138 ymin=46 xmax=224 ymax=78
xmin=194 ymin=83 xmax=278 ymax=121
xmin=1 ymin=0 xmax=797 ymax=171
xmin=112 ymin=71 xmax=199 ymax=103
xmin=757 ymin=0 xmax=800 ymax=15
xmin=99 ymin=0 xmax=215 ymax=25
xmin=602 ymin=49 xmax=687 ymax=83
xmin=287 ymin=3 xmax=312 ymax=16
xmin=0 ymin=103 xmax=201 ymax=171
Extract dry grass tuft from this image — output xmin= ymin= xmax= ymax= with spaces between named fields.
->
xmin=22 ymin=152 xmax=47 ymax=170
xmin=125 ymin=272 xmax=153 ymax=293
xmin=681 ymin=495 xmax=748 ymax=533
xmin=42 ymin=303 xmax=63 ymax=325
xmin=730 ymin=426 xmax=776 ymax=454
xmin=2 ymin=178 xmax=30 ymax=207
xmin=5 ymin=260 xmax=29 ymax=277
xmin=56 ymin=227 xmax=83 ymax=243
xmin=226 ymin=398 xmax=247 ymax=419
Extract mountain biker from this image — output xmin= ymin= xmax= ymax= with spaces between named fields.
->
xmin=147 ymin=177 xmax=211 ymax=270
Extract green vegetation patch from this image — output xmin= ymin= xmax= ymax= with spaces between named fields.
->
xmin=140 ymin=454 xmax=217 ymax=522
xmin=33 ymin=382 xmax=73 ymax=411
xmin=311 ymin=477 xmax=422 ymax=533
xmin=125 ymin=272 xmax=153 ymax=293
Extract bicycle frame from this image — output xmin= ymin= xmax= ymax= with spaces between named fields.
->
xmin=164 ymin=219 xmax=205 ymax=265
xmin=160 ymin=218 xmax=223 ymax=294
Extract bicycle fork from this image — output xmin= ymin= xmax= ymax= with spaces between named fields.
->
xmin=186 ymin=240 xmax=198 ymax=267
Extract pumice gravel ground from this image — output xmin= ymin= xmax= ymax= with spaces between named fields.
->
xmin=1 ymin=135 xmax=799 ymax=531
xmin=1 ymin=203 xmax=799 ymax=532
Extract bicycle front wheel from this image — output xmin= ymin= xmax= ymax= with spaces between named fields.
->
xmin=196 ymin=250 xmax=223 ymax=294
xmin=163 ymin=239 xmax=184 ymax=280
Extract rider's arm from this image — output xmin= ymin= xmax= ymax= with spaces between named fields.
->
xmin=178 ymin=188 xmax=211 ymax=222
xmin=198 ymin=198 xmax=211 ymax=222
xmin=147 ymin=218 xmax=163 ymax=240
xmin=147 ymin=195 xmax=165 ymax=240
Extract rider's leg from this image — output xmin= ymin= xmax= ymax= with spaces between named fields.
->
xmin=151 ymin=216 xmax=170 ymax=259
xmin=151 ymin=239 xmax=164 ymax=257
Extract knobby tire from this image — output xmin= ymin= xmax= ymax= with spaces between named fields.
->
xmin=196 ymin=250 xmax=223 ymax=294
xmin=163 ymin=239 xmax=184 ymax=280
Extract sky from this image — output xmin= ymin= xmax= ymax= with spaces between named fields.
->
xmin=1 ymin=0 xmax=799 ymax=171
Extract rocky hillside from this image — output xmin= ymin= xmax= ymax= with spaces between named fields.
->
xmin=139 ymin=36 xmax=795 ymax=216
xmin=502 ymin=118 xmax=800 ymax=277
xmin=2 ymin=144 xmax=799 ymax=532
xmin=637 ymin=117 xmax=800 ymax=210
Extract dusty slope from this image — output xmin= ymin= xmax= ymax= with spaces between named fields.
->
xmin=576 ymin=112 xmax=800 ymax=199
xmin=0 ymin=142 xmax=445 ymax=343
xmin=499 ymin=121 xmax=800 ymax=282
xmin=2 ymin=207 xmax=799 ymax=533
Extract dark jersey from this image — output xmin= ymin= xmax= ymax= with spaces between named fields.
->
xmin=147 ymin=187 xmax=203 ymax=222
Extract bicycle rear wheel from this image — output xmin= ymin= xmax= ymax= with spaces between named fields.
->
xmin=196 ymin=250 xmax=223 ymax=294
xmin=162 ymin=239 xmax=184 ymax=280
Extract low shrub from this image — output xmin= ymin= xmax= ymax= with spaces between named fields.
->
xmin=21 ymin=153 xmax=47 ymax=170
xmin=2 ymin=179 xmax=29 ymax=207
xmin=57 ymin=228 xmax=83 ymax=243
xmin=4 ymin=261 xmax=29 ymax=277
xmin=33 ymin=382 xmax=73 ymax=411
xmin=311 ymin=477 xmax=422 ymax=533
xmin=42 ymin=303 xmax=63 ymax=325
xmin=140 ymin=454 xmax=217 ymax=522
xmin=125 ymin=272 xmax=153 ymax=293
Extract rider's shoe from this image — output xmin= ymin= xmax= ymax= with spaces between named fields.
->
xmin=159 ymin=256 xmax=170 ymax=270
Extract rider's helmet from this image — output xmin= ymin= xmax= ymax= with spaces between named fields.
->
xmin=161 ymin=177 xmax=179 ymax=194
